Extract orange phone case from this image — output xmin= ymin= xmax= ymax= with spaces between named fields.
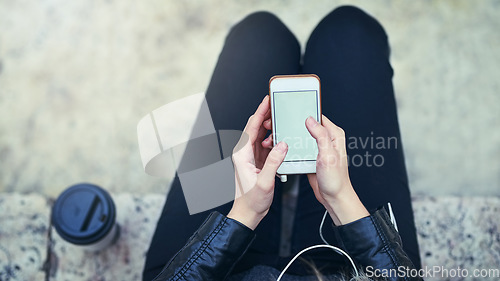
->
xmin=268 ymin=74 xmax=323 ymax=138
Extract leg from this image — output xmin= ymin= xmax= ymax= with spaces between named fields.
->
xmin=292 ymin=5 xmax=421 ymax=269
xmin=143 ymin=12 xmax=301 ymax=280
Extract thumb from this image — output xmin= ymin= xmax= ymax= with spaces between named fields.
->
xmin=305 ymin=116 xmax=332 ymax=154
xmin=258 ymin=142 xmax=288 ymax=188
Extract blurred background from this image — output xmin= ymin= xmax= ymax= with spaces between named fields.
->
xmin=1 ymin=0 xmax=499 ymax=198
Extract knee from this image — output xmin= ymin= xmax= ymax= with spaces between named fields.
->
xmin=332 ymin=5 xmax=369 ymax=18
xmin=329 ymin=5 xmax=374 ymax=24
xmin=322 ymin=5 xmax=387 ymax=40
xmin=243 ymin=11 xmax=281 ymax=25
xmin=228 ymin=11 xmax=299 ymax=52
xmin=236 ymin=11 xmax=285 ymax=33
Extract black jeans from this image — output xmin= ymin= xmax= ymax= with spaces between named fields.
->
xmin=143 ymin=6 xmax=421 ymax=280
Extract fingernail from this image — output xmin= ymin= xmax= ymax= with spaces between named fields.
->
xmin=306 ymin=116 xmax=318 ymax=127
xmin=276 ymin=141 xmax=287 ymax=153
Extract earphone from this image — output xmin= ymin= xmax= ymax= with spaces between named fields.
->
xmin=276 ymin=203 xmax=399 ymax=281
xmin=276 ymin=210 xmax=359 ymax=281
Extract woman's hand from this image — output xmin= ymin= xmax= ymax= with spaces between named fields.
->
xmin=305 ymin=115 xmax=369 ymax=225
xmin=227 ymin=96 xmax=288 ymax=230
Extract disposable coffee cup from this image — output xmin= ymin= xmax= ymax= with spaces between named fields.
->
xmin=52 ymin=183 xmax=120 ymax=251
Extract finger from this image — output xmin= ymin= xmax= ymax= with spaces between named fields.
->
xmin=258 ymin=142 xmax=288 ymax=189
xmin=305 ymin=116 xmax=334 ymax=154
xmin=256 ymin=122 xmax=269 ymax=144
xmin=257 ymin=118 xmax=272 ymax=144
xmin=321 ymin=115 xmax=345 ymax=139
xmin=256 ymin=140 xmax=272 ymax=169
xmin=263 ymin=118 xmax=272 ymax=130
xmin=261 ymin=134 xmax=273 ymax=149
xmin=252 ymin=102 xmax=271 ymax=144
xmin=243 ymin=95 xmax=270 ymax=143
xmin=263 ymin=108 xmax=271 ymax=120
xmin=321 ymin=115 xmax=346 ymax=150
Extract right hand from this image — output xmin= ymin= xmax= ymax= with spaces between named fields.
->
xmin=305 ymin=115 xmax=369 ymax=225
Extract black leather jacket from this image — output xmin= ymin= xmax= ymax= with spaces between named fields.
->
xmin=152 ymin=208 xmax=422 ymax=281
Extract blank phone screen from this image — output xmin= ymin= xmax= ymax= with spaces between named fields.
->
xmin=273 ymin=90 xmax=319 ymax=162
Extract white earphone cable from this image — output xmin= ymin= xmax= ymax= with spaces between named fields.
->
xmin=276 ymin=210 xmax=359 ymax=280
xmin=319 ymin=209 xmax=329 ymax=245
xmin=276 ymin=244 xmax=359 ymax=281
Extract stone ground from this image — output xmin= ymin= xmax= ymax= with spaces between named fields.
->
xmin=1 ymin=194 xmax=499 ymax=281
xmin=0 ymin=0 xmax=499 ymax=197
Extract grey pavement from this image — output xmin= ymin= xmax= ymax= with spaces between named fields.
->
xmin=1 ymin=194 xmax=499 ymax=280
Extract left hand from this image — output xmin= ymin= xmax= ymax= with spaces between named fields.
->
xmin=227 ymin=95 xmax=288 ymax=230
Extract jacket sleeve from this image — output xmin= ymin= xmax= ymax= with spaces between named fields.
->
xmin=333 ymin=207 xmax=423 ymax=281
xmin=152 ymin=211 xmax=255 ymax=281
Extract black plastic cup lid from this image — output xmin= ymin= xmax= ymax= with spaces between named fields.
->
xmin=52 ymin=183 xmax=116 ymax=245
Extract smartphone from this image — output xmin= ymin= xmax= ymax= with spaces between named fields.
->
xmin=269 ymin=74 xmax=322 ymax=175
